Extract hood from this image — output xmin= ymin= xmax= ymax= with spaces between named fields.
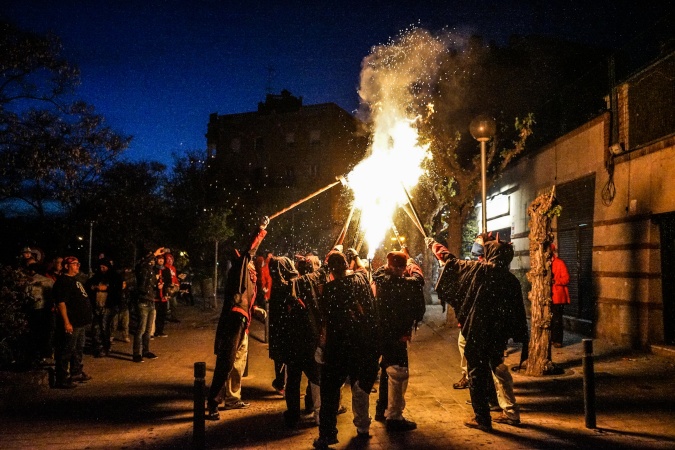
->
xmin=268 ymin=256 xmax=299 ymax=285
xmin=483 ymin=240 xmax=514 ymax=268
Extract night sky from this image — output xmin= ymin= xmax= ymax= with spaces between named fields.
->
xmin=2 ymin=1 xmax=668 ymax=168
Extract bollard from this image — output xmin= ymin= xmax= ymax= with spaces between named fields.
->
xmin=193 ymin=362 xmax=206 ymax=449
xmin=582 ymin=339 xmax=596 ymax=429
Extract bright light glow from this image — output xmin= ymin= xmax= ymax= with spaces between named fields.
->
xmin=346 ymin=114 xmax=430 ymax=258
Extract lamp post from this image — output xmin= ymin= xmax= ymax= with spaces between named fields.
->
xmin=470 ymin=115 xmax=496 ymax=233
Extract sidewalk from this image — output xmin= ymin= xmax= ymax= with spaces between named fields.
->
xmin=1 ymin=302 xmax=674 ymax=449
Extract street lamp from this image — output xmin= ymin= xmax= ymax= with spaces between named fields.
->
xmin=470 ymin=115 xmax=496 ymax=233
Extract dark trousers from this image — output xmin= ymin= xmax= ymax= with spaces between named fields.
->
xmin=466 ymin=349 xmax=503 ymax=425
xmin=208 ymin=316 xmax=247 ymax=406
xmin=154 ymin=301 xmax=167 ymax=334
xmin=54 ymin=325 xmax=87 ymax=384
xmin=377 ymin=338 xmax=408 ymax=415
xmin=551 ymin=304 xmax=565 ymax=344
xmin=285 ymin=358 xmax=320 ymax=420
xmin=273 ymin=359 xmax=285 ymax=387
xmin=90 ymin=306 xmax=106 ymax=353
xmin=318 ymin=363 xmax=348 ymax=440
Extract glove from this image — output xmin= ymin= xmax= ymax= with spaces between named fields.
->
xmin=260 ymin=216 xmax=270 ymax=230
xmin=345 ymin=247 xmax=358 ymax=262
xmin=424 ymin=237 xmax=435 ymax=248
xmin=333 ymin=244 xmax=344 ymax=253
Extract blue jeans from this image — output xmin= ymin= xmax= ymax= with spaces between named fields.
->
xmin=134 ymin=302 xmax=156 ymax=357
xmin=55 ymin=325 xmax=87 ymax=384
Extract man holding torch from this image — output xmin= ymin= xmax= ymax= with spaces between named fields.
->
xmin=207 ymin=216 xmax=269 ymax=420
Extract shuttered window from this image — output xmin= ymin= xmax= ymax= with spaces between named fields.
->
xmin=556 ymin=174 xmax=596 ymax=321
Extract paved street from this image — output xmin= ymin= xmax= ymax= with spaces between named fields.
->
xmin=1 ymin=301 xmax=675 ymax=449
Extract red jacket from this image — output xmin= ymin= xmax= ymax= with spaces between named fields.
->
xmin=552 ymin=255 xmax=571 ymax=305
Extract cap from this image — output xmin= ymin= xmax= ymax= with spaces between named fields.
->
xmin=63 ymin=256 xmax=79 ymax=266
xmin=22 ymin=247 xmax=32 ymax=253
xmin=386 ymin=251 xmax=407 ymax=268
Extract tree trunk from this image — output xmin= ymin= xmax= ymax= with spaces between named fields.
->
xmin=525 ymin=187 xmax=558 ymax=376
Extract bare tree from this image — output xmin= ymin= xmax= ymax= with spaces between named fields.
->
xmin=525 ymin=187 xmax=561 ymax=376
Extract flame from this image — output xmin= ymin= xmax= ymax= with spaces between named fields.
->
xmin=346 ymin=27 xmax=444 ymax=259
xmin=346 ymin=112 xmax=430 ymax=259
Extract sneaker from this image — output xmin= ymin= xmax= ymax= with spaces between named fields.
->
xmin=222 ymin=400 xmax=250 ymax=410
xmin=494 ymin=413 xmax=521 ymax=426
xmin=53 ymin=380 xmax=77 ymax=389
xmin=272 ymin=379 xmax=285 ymax=396
xmin=133 ymin=355 xmax=144 ymax=363
xmin=313 ymin=436 xmax=338 ymax=449
xmin=207 ymin=405 xmax=220 ymax=421
xmin=453 ymin=374 xmax=469 ymax=389
xmin=356 ymin=431 xmax=372 ymax=439
xmin=464 ymin=416 xmax=492 ymax=432
xmin=143 ymin=352 xmax=158 ymax=359
xmin=386 ymin=418 xmax=417 ymax=432
xmin=71 ymin=372 xmax=92 ymax=382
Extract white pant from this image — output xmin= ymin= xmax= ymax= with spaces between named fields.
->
xmin=385 ymin=365 xmax=409 ymax=420
xmin=458 ymin=332 xmax=467 ymax=377
xmin=310 ymin=381 xmax=321 ymax=424
xmin=217 ymin=333 xmax=248 ymax=404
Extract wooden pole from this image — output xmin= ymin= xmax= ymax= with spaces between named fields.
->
xmin=269 ymin=177 xmax=344 ymax=220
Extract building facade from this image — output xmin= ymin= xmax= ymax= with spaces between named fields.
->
xmin=205 ymin=90 xmax=368 ymax=254
xmin=484 ymin=52 xmax=675 ymax=348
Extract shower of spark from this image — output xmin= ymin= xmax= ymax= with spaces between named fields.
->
xmin=345 ymin=27 xmax=447 ymax=258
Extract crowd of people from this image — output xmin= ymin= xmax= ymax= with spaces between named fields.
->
xmin=15 ymin=245 xmax=191 ymax=389
xmin=203 ymin=217 xmax=533 ymax=449
xmin=16 ymin=217 xmax=551 ymax=449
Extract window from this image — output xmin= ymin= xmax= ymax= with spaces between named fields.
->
xmin=308 ymin=164 xmax=319 ymax=177
xmin=230 ymin=138 xmax=240 ymax=153
xmin=309 ymin=130 xmax=321 ymax=145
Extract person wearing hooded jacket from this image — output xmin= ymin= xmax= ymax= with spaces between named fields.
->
xmin=371 ymin=247 xmax=426 ymax=432
xmin=427 ymin=236 xmax=528 ymax=431
xmin=313 ymin=249 xmax=379 ymax=449
xmin=207 ymin=217 xmax=269 ymax=420
xmin=268 ymin=255 xmax=327 ymax=428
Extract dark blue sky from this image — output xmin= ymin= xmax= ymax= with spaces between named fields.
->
xmin=2 ymin=1 xmax=668 ymax=168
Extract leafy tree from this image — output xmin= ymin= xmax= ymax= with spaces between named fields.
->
xmin=166 ymin=151 xmax=234 ymax=276
xmin=0 ymin=21 xmax=130 ymax=219
xmin=74 ymin=160 xmax=168 ymax=267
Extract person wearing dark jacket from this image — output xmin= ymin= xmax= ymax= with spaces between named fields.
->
xmin=372 ymin=248 xmax=426 ymax=432
xmin=88 ymin=258 xmax=123 ymax=357
xmin=428 ymin=237 xmax=528 ymax=431
xmin=268 ymin=256 xmax=327 ymax=428
xmin=313 ymin=250 xmax=379 ymax=449
xmin=133 ymin=247 xmax=165 ymax=362
xmin=52 ymin=256 xmax=93 ymax=388
xmin=151 ymin=254 xmax=173 ymax=337
xmin=207 ymin=217 xmax=269 ymax=420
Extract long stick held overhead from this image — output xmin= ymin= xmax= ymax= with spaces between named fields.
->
xmin=268 ymin=176 xmax=346 ymax=220
xmin=333 ymin=203 xmax=356 ymax=248
xmin=401 ymin=184 xmax=427 ymax=238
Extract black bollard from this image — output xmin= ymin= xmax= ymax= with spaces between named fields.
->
xmin=193 ymin=362 xmax=206 ymax=449
xmin=582 ymin=339 xmax=596 ymax=428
